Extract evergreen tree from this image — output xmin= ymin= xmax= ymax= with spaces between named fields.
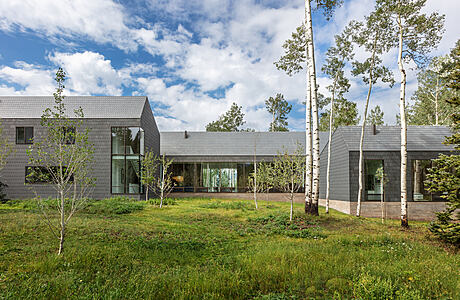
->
xmin=318 ymin=98 xmax=360 ymax=131
xmin=426 ymin=40 xmax=460 ymax=245
xmin=206 ymin=102 xmax=247 ymax=132
xmin=369 ymin=105 xmax=385 ymax=126
xmin=265 ymin=93 xmax=292 ymax=132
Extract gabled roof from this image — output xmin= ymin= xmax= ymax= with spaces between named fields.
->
xmin=334 ymin=125 xmax=454 ymax=151
xmin=161 ymin=131 xmax=329 ymax=156
xmin=0 ymin=96 xmax=148 ymax=119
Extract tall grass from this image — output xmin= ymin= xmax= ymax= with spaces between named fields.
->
xmin=0 ymin=197 xmax=458 ymax=299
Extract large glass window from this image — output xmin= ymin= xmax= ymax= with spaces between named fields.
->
xmin=412 ymin=159 xmax=443 ymax=201
xmin=365 ymin=160 xmax=383 ymax=201
xmin=111 ymin=127 xmax=144 ymax=194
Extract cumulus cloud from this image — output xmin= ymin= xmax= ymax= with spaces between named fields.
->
xmin=0 ymin=0 xmax=459 ymax=130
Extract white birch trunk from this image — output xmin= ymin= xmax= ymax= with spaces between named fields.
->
xmin=435 ymin=76 xmax=439 ymax=125
xmin=381 ymin=179 xmax=385 ymax=224
xmin=397 ymin=19 xmax=409 ymax=227
xmin=325 ymin=74 xmax=340 ymax=214
xmin=305 ymin=67 xmax=313 ymax=211
xmin=254 ymin=149 xmax=258 ymax=209
xmin=160 ymin=164 xmax=165 ymax=208
xmin=58 ymin=190 xmax=65 ymax=255
xmin=305 ymin=0 xmax=319 ymax=215
xmin=357 ymin=34 xmax=378 ymax=217
xmin=290 ymin=177 xmax=294 ymax=222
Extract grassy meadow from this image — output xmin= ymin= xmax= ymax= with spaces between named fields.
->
xmin=0 ymin=197 xmax=458 ymax=299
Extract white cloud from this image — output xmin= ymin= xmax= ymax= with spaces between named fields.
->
xmin=49 ymin=51 xmax=123 ymax=95
xmin=0 ymin=0 xmax=138 ymax=51
xmin=1 ymin=0 xmax=459 ymax=130
xmin=0 ymin=61 xmax=55 ymax=95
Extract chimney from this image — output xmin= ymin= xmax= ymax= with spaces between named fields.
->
xmin=184 ymin=130 xmax=189 ymax=139
xmin=372 ymin=124 xmax=377 ymax=135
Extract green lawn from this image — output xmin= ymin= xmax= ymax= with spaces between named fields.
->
xmin=0 ymin=197 xmax=458 ymax=299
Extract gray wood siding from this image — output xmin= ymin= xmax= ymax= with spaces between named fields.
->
xmin=1 ymin=118 xmax=141 ymax=200
xmin=319 ymin=132 xmax=350 ymax=201
xmin=348 ymin=151 xmax=453 ymax=202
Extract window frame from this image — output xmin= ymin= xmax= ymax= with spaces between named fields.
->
xmin=364 ymin=159 xmax=385 ymax=201
xmin=110 ymin=127 xmax=144 ymax=195
xmin=16 ymin=127 xmax=34 ymax=144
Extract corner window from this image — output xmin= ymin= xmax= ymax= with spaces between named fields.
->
xmin=111 ymin=127 xmax=144 ymax=194
xmin=16 ymin=127 xmax=34 ymax=144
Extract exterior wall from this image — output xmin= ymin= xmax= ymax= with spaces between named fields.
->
xmin=170 ymin=192 xmax=306 ymax=203
xmin=166 ymin=155 xmax=277 ymax=163
xmin=0 ymin=117 xmax=143 ymax=200
xmin=141 ymin=100 xmax=160 ymax=155
xmin=348 ymin=150 xmax=452 ymax=202
xmin=319 ymin=133 xmax=350 ymax=201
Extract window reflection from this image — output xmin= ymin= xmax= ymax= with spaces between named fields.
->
xmin=365 ymin=160 xmax=383 ymax=201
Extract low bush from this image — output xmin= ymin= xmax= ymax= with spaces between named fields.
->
xmin=148 ymin=198 xmax=177 ymax=206
xmin=242 ymin=213 xmax=326 ymax=239
xmin=200 ymin=200 xmax=256 ymax=211
xmin=83 ymin=197 xmax=146 ymax=215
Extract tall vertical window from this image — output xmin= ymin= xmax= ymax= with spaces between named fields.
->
xmin=365 ymin=160 xmax=383 ymax=201
xmin=16 ymin=127 xmax=34 ymax=144
xmin=412 ymin=159 xmax=443 ymax=201
xmin=111 ymin=127 xmax=144 ymax=194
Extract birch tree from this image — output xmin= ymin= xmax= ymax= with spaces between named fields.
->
xmin=154 ymin=154 xmax=174 ymax=208
xmin=375 ymin=0 xmax=444 ymax=227
xmin=276 ymin=0 xmax=343 ymax=216
xmin=407 ymin=55 xmax=456 ymax=126
xmin=272 ymin=145 xmax=305 ymax=221
xmin=140 ymin=151 xmax=158 ymax=201
xmin=321 ymin=26 xmax=354 ymax=213
xmin=350 ymin=14 xmax=395 ymax=217
xmin=26 ymin=68 xmax=95 ymax=255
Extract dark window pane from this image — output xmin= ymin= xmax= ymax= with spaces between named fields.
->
xmin=112 ymin=128 xmax=125 ymax=154
xmin=365 ymin=160 xmax=383 ymax=201
xmin=63 ymin=127 xmax=75 ymax=144
xmin=25 ymin=127 xmax=34 ymax=144
xmin=171 ymin=163 xmax=184 ymax=187
xmin=126 ymin=127 xmax=140 ymax=154
xmin=126 ymin=156 xmax=141 ymax=194
xmin=111 ymin=156 xmax=125 ymax=193
xmin=16 ymin=127 xmax=25 ymax=144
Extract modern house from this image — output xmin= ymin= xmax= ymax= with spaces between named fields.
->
xmin=161 ymin=131 xmax=328 ymax=194
xmin=0 ymin=96 xmax=160 ymax=199
xmin=0 ymin=96 xmax=455 ymax=219
xmin=319 ymin=125 xmax=455 ymax=219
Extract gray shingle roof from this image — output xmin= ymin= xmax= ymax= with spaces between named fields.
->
xmin=0 ymin=96 xmax=148 ymax=119
xmin=161 ymin=131 xmax=330 ymax=156
xmin=335 ymin=125 xmax=454 ymax=151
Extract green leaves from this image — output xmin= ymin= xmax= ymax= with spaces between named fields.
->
xmin=206 ymin=102 xmax=248 ymax=132
xmin=265 ymin=93 xmax=292 ymax=132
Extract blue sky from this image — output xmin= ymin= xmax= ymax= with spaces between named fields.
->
xmin=0 ymin=0 xmax=459 ymax=131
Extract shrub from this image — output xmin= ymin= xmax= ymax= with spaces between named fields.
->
xmin=0 ymin=181 xmax=8 ymax=203
xmin=83 ymin=197 xmax=146 ymax=215
xmin=149 ymin=198 xmax=177 ymax=206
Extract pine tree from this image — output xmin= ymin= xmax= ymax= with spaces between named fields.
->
xmin=265 ymin=93 xmax=292 ymax=132
xmin=206 ymin=102 xmax=247 ymax=132
xmin=368 ymin=106 xmax=385 ymax=126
